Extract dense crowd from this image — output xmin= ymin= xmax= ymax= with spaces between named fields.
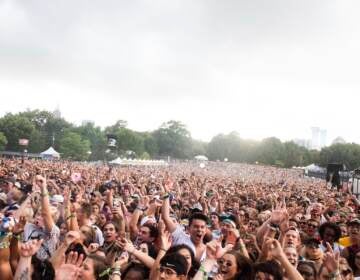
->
xmin=0 ymin=158 xmax=359 ymax=280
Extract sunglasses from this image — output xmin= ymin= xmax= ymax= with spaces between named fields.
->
xmin=307 ymin=224 xmax=318 ymax=228
xmin=218 ymin=259 xmax=233 ymax=267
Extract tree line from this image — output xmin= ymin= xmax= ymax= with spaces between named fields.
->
xmin=0 ymin=110 xmax=359 ymax=170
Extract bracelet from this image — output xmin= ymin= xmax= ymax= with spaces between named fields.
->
xmin=41 ymin=192 xmax=49 ymax=197
xmin=159 ymin=248 xmax=167 ymax=253
xmin=12 ymin=234 xmax=22 ymax=240
xmin=66 ymin=214 xmax=75 ymax=220
xmin=161 ymin=193 xmax=170 ymax=200
xmin=199 ymin=265 xmax=208 ymax=276
xmin=329 ymin=270 xmax=340 ymax=279
xmin=112 ymin=270 xmax=121 ymax=277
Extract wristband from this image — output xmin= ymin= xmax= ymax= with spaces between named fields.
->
xmin=159 ymin=248 xmax=167 ymax=253
xmin=41 ymin=192 xmax=49 ymax=197
xmin=199 ymin=265 xmax=208 ymax=276
xmin=328 ymin=270 xmax=340 ymax=279
xmin=161 ymin=194 xmax=170 ymax=200
xmin=66 ymin=214 xmax=75 ymax=220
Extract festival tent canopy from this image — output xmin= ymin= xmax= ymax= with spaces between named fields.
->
xmin=110 ymin=157 xmax=123 ymax=165
xmin=40 ymin=147 xmax=60 ymax=159
xmin=194 ymin=155 xmax=208 ymax=161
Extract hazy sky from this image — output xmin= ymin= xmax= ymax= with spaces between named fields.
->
xmin=0 ymin=0 xmax=359 ymax=144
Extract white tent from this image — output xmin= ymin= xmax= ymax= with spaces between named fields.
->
xmin=40 ymin=147 xmax=60 ymax=159
xmin=304 ymin=163 xmax=324 ymax=172
xmin=110 ymin=157 xmax=123 ymax=165
xmin=194 ymin=155 xmax=208 ymax=161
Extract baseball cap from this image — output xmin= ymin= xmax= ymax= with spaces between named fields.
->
xmin=160 ymin=253 xmax=188 ymax=276
xmin=347 ymin=219 xmax=360 ymax=226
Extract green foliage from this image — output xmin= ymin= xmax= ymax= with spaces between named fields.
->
xmin=73 ymin=122 xmax=107 ymax=161
xmin=153 ymin=120 xmax=192 ymax=159
xmin=59 ymin=131 xmax=91 ymax=161
xmin=319 ymin=143 xmax=360 ymax=170
xmin=0 ymin=132 xmax=7 ymax=151
xmin=0 ymin=113 xmax=35 ymax=151
xmin=0 ymin=109 xmax=359 ymax=167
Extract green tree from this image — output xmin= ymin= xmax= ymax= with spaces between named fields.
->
xmin=0 ymin=113 xmax=35 ymax=151
xmin=74 ymin=122 xmax=107 ymax=161
xmin=153 ymin=120 xmax=192 ymax=159
xmin=0 ymin=132 xmax=7 ymax=151
xmin=143 ymin=133 xmax=159 ymax=156
xmin=258 ymin=137 xmax=284 ymax=166
xmin=59 ymin=131 xmax=91 ymax=161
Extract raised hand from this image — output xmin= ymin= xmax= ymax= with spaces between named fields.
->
xmin=13 ymin=216 xmax=26 ymax=235
xmin=35 ymin=175 xmax=47 ymax=190
xmin=19 ymin=239 xmax=44 ymax=258
xmin=65 ymin=251 xmax=84 ymax=267
xmin=158 ymin=220 xmax=172 ymax=251
xmin=55 ymin=264 xmax=80 ymax=280
xmin=64 ymin=231 xmax=81 ymax=247
xmin=265 ymin=238 xmax=285 ymax=260
xmin=88 ymin=243 xmax=100 ymax=253
xmin=323 ymin=243 xmax=340 ymax=273
xmin=117 ymin=238 xmax=135 ymax=253
xmin=206 ymin=240 xmax=222 ymax=260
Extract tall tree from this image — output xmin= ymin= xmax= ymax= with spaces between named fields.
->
xmin=153 ymin=120 xmax=192 ymax=159
xmin=0 ymin=132 xmax=7 ymax=151
xmin=0 ymin=113 xmax=35 ymax=151
xmin=59 ymin=131 xmax=91 ymax=161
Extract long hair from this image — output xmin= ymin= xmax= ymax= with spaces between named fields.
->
xmin=167 ymin=244 xmax=200 ymax=277
xmin=87 ymin=254 xmax=110 ymax=280
xmin=225 ymin=251 xmax=253 ymax=280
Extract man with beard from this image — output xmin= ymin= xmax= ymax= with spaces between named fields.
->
xmin=162 ymin=195 xmax=208 ymax=262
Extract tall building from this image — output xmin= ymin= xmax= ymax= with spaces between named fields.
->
xmin=311 ymin=127 xmax=320 ymax=150
xmin=320 ymin=129 xmax=327 ymax=148
xmin=53 ymin=105 xmax=61 ymax=119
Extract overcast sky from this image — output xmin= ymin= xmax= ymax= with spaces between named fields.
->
xmin=0 ymin=0 xmax=359 ymax=144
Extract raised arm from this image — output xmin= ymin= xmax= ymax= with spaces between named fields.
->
xmin=14 ymin=239 xmax=43 ymax=280
xmin=35 ymin=175 xmax=54 ymax=231
xmin=161 ymin=180 xmax=177 ymax=233
xmin=266 ymin=239 xmax=304 ymax=280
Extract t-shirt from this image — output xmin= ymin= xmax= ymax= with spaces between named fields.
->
xmin=90 ymin=224 xmax=104 ymax=246
xmin=23 ymin=223 xmax=60 ymax=261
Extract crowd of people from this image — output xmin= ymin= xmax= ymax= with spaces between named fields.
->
xmin=0 ymin=157 xmax=359 ymax=280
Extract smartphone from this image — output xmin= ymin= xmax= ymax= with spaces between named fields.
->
xmin=226 ymin=231 xmax=238 ymax=245
xmin=113 ymin=197 xmax=121 ymax=207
